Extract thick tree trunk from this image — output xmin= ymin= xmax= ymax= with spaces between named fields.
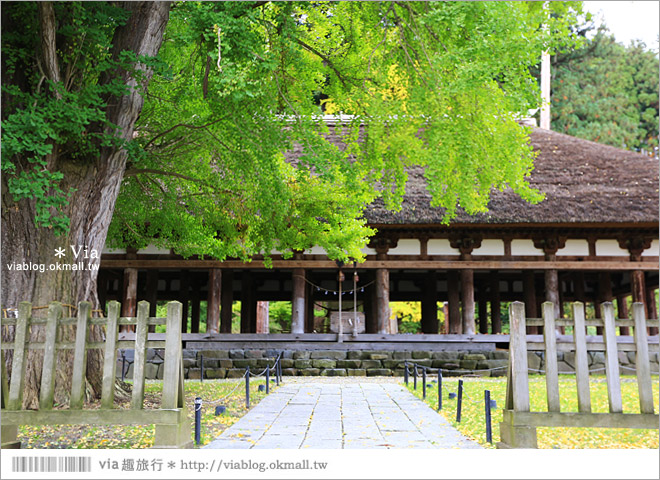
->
xmin=1 ymin=1 xmax=170 ymax=408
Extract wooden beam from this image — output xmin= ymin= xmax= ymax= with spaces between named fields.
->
xmin=100 ymin=259 xmax=659 ymax=271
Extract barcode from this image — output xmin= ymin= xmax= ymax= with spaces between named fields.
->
xmin=12 ymin=456 xmax=91 ymax=473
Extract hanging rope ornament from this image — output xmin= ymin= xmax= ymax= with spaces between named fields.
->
xmin=214 ymin=24 xmax=222 ymax=72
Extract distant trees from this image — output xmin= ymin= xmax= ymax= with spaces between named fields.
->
xmin=550 ymin=27 xmax=659 ymax=155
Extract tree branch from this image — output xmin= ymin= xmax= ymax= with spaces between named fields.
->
xmin=38 ymin=1 xmax=62 ymax=98
xmin=144 ymin=118 xmax=227 ymax=149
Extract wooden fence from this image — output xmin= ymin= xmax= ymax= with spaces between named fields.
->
xmin=498 ymin=301 xmax=659 ymax=448
xmin=1 ymin=300 xmax=192 ymax=449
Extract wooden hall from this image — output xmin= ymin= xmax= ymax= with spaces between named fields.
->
xmin=99 ymin=127 xmax=660 ymax=341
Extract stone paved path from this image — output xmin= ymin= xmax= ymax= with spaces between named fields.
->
xmin=204 ymin=381 xmax=482 ymax=449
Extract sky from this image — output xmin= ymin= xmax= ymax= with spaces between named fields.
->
xmin=583 ymin=1 xmax=659 ymax=50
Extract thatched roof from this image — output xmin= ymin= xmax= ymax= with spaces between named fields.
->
xmin=365 ymin=127 xmax=659 ymax=226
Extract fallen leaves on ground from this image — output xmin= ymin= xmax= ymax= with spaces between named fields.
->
xmin=408 ymin=375 xmax=659 ymax=449
xmin=17 ymin=378 xmax=271 ymax=449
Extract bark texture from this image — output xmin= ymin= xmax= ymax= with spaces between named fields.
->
xmin=2 ymin=2 xmax=171 ymax=408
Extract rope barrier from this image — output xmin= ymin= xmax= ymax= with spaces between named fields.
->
xmin=294 ymin=274 xmax=376 ymax=295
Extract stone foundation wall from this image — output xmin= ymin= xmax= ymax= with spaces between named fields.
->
xmin=117 ymin=348 xmax=658 ymax=380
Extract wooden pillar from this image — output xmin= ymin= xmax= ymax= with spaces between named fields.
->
xmin=490 ymin=273 xmax=501 ymax=334
xmin=256 ymin=301 xmax=269 ymax=333
xmin=220 ymin=269 xmax=233 ymax=334
xmin=449 ymin=235 xmax=481 ymax=335
xmin=574 ymin=272 xmax=586 ymax=302
xmin=180 ymin=271 xmax=190 ymax=333
xmin=207 ymin=269 xmax=221 ymax=334
xmin=523 ymin=271 xmax=538 ymax=334
xmin=421 ymin=272 xmax=438 ymax=334
xmin=376 ymin=268 xmax=390 ymax=334
xmin=121 ymin=267 xmax=138 ymax=332
xmin=305 ymin=281 xmax=315 ymax=333
xmin=460 ymin=269 xmax=476 ymax=334
xmin=291 ymin=268 xmax=305 ymax=334
xmin=241 ymin=272 xmax=256 ymax=333
xmin=545 ymin=269 xmax=560 ymax=318
xmin=616 ymin=295 xmax=630 ymax=335
xmin=447 ymin=270 xmax=461 ymax=334
xmin=442 ymin=303 xmax=450 ymax=333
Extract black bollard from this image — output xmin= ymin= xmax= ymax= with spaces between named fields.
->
xmin=266 ymin=363 xmax=270 ymax=394
xmin=456 ymin=379 xmax=463 ymax=423
xmin=245 ymin=366 xmax=250 ymax=409
xmin=194 ymin=397 xmax=202 ymax=445
xmin=404 ymin=361 xmax=409 ymax=386
xmin=200 ymin=354 xmax=204 ymax=383
xmin=413 ymin=365 xmax=417 ymax=390
xmin=437 ymin=369 xmax=443 ymax=411
xmin=422 ymin=368 xmax=427 ymax=399
xmin=485 ymin=390 xmax=493 ymax=444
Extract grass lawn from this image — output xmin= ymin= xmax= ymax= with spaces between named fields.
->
xmin=407 ymin=375 xmax=660 ymax=449
xmin=17 ymin=377 xmax=272 ymax=448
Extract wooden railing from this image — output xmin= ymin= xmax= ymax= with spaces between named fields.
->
xmin=498 ymin=301 xmax=659 ymax=448
xmin=1 ymin=300 xmax=191 ymax=449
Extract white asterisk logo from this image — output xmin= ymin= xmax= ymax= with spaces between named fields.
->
xmin=54 ymin=247 xmax=66 ymax=258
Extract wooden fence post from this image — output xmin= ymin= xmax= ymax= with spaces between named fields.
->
xmin=542 ymin=301 xmax=560 ymax=412
xmin=601 ymin=302 xmax=623 ymax=413
xmin=39 ymin=302 xmax=62 ymax=410
xmin=572 ymin=302 xmax=591 ymax=413
xmin=130 ymin=301 xmax=149 ymax=409
xmin=101 ymin=301 xmax=120 ymax=409
xmin=498 ymin=301 xmax=537 ymax=448
xmin=70 ymin=302 xmax=91 ymax=409
xmin=7 ymin=302 xmax=31 ymax=411
xmin=632 ymin=303 xmax=655 ymax=414
xmin=155 ymin=301 xmax=192 ymax=448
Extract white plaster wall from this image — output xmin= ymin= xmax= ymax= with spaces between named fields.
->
xmin=556 ymin=239 xmax=589 ymax=256
xmin=642 ymin=239 xmax=659 ymax=257
xmin=472 ymin=239 xmax=505 ymax=256
xmin=361 ymin=246 xmax=378 ymax=255
xmin=511 ymin=239 xmax=544 ymax=256
xmin=428 ymin=239 xmax=460 ymax=255
xmin=595 ymin=239 xmax=630 ymax=256
xmin=307 ymin=246 xmax=328 ymax=255
xmin=388 ymin=239 xmax=420 ymax=255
